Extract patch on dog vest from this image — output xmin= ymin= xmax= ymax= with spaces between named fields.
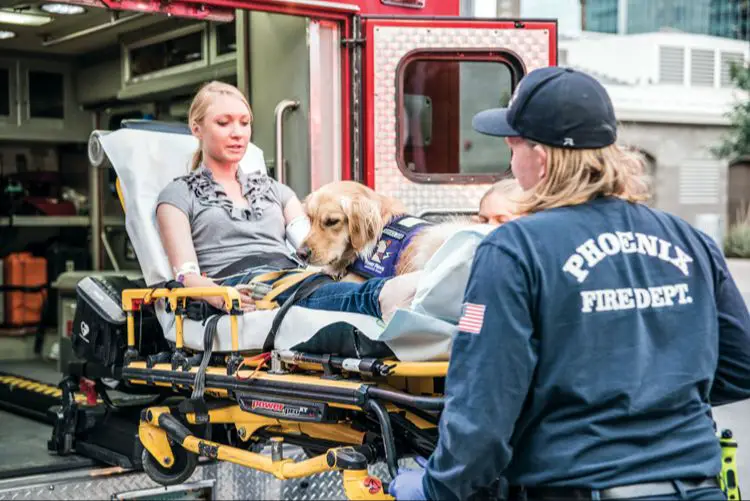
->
xmin=350 ymin=215 xmax=432 ymax=278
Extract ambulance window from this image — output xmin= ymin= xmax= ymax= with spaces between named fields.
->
xmin=28 ymin=71 xmax=64 ymax=119
xmin=0 ymin=68 xmax=9 ymax=117
xmin=129 ymin=30 xmax=204 ymax=79
xmin=398 ymin=55 xmax=517 ymax=183
xmin=215 ymin=21 xmax=237 ymax=56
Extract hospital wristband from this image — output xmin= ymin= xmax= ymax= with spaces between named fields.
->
xmin=174 ymin=262 xmax=201 ymax=283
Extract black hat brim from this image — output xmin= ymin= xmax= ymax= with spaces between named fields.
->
xmin=472 ymin=108 xmax=521 ymax=138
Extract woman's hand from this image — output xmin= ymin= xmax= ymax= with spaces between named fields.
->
xmin=237 ymin=289 xmax=257 ymax=312
xmin=205 ymin=295 xmax=228 ymax=311
xmin=203 ymin=289 xmax=256 ymax=312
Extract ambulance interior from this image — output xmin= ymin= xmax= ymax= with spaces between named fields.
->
xmin=0 ymin=0 xmax=522 ymax=470
xmin=0 ymin=2 xmax=335 ymax=355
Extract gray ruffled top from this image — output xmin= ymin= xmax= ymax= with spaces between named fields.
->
xmin=182 ymin=165 xmax=275 ymax=221
xmin=156 ymin=165 xmax=296 ymax=277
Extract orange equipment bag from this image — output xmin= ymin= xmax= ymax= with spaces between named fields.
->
xmin=3 ymin=252 xmax=47 ymax=326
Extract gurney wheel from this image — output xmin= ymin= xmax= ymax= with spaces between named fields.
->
xmin=141 ymin=445 xmax=198 ymax=486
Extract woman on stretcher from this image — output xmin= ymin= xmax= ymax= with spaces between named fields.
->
xmin=156 ymin=81 xmax=418 ymax=320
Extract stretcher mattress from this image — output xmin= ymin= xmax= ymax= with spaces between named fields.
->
xmin=98 ymin=128 xmax=483 ymax=362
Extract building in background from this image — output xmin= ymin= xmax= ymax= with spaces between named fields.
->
xmin=497 ymin=0 xmax=521 ymax=16
xmin=559 ymin=30 xmax=749 ymax=240
xmin=521 ymin=0 xmax=581 ymax=34
xmin=466 ymin=0 xmax=521 ymax=17
xmin=581 ymin=0 xmax=750 ymax=41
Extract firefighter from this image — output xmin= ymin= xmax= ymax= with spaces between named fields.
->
xmin=389 ymin=66 xmax=750 ymax=501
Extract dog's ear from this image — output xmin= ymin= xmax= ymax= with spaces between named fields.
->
xmin=344 ymin=195 xmax=382 ymax=252
xmin=378 ymin=193 xmax=406 ymax=221
xmin=302 ymin=191 xmax=319 ymax=213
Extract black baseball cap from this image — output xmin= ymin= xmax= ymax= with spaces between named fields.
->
xmin=472 ymin=66 xmax=617 ymax=149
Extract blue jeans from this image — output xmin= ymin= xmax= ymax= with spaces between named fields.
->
xmin=220 ymin=267 xmax=387 ymax=318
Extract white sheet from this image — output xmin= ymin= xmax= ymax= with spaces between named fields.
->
xmin=99 ymin=128 xmax=478 ymax=362
xmin=377 ymin=224 xmax=495 ymax=358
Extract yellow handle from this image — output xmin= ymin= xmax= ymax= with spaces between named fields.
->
xmin=719 ymin=435 xmax=741 ymax=500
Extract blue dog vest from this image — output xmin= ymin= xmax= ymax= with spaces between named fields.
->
xmin=349 ymin=215 xmax=433 ymax=278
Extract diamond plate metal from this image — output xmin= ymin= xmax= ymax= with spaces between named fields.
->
xmin=0 ymin=464 xmax=219 ymax=501
xmin=371 ymin=25 xmax=551 ymax=213
xmin=0 ymin=446 xmax=411 ymax=500
xmin=217 ymin=444 xmax=415 ymax=500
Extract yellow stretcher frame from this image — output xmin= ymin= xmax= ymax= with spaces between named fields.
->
xmin=113 ymin=279 xmax=447 ymax=499
xmin=139 ymin=406 xmax=392 ymax=500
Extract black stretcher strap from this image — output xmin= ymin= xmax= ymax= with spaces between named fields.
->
xmin=179 ymin=314 xmax=221 ymax=425
xmin=262 ymin=273 xmax=334 ymax=353
xmin=214 ymin=252 xmax=302 ymax=279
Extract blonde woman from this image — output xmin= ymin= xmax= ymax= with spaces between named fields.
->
xmin=156 ymin=81 xmax=415 ymax=323
xmin=390 ymin=67 xmax=749 ymax=501
xmin=472 ymin=178 xmax=525 ymax=226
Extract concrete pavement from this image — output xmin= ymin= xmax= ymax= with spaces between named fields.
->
xmin=713 ymin=259 xmax=749 ymax=494
xmin=728 ymin=259 xmax=750 ymax=306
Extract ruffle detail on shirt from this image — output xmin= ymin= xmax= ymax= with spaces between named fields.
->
xmin=180 ymin=165 xmax=275 ymax=221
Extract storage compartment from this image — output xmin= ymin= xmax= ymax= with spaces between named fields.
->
xmin=72 ymin=275 xmax=165 ymax=369
xmin=118 ymin=21 xmax=237 ymax=101
xmin=0 ymin=57 xmax=91 ymax=142
xmin=3 ymin=252 xmax=47 ymax=326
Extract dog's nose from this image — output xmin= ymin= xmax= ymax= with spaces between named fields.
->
xmin=296 ymin=246 xmax=311 ymax=261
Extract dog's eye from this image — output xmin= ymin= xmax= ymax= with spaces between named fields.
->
xmin=323 ymin=218 xmax=341 ymax=228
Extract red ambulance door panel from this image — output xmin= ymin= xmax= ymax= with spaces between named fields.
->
xmin=364 ymin=18 xmax=557 ymax=215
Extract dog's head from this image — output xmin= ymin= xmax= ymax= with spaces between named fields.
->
xmin=301 ymin=181 xmax=406 ymax=276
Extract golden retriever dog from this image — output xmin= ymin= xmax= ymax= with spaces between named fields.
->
xmin=301 ymin=181 xmax=470 ymax=279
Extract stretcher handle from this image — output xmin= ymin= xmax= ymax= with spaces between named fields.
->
xmin=122 ymin=286 xmax=243 ymax=313
xmin=122 ymin=286 xmax=243 ymax=353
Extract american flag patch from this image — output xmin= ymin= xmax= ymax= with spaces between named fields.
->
xmin=458 ymin=303 xmax=486 ymax=334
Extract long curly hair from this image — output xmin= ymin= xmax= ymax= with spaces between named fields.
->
xmin=517 ymin=142 xmax=652 ymax=214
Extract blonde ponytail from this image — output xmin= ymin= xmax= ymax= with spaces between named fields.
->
xmin=190 ymin=146 xmax=203 ymax=171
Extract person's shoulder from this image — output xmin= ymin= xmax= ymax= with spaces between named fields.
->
xmin=159 ymin=176 xmax=191 ymax=195
xmin=157 ymin=176 xmax=194 ymax=206
xmin=268 ymin=177 xmax=297 ymax=204
xmin=637 ymin=202 xmax=720 ymax=248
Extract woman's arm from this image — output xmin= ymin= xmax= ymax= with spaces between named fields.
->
xmin=157 ymin=204 xmax=253 ymax=310
xmin=275 ymin=181 xmax=311 ymax=251
xmin=157 ymin=204 xmax=217 ymax=291
xmin=283 ymin=194 xmax=306 ymax=225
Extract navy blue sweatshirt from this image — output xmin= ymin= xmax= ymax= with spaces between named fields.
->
xmin=424 ymin=197 xmax=750 ymax=501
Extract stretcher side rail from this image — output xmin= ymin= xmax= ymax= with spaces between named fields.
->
xmin=121 ymin=286 xmax=245 ymax=373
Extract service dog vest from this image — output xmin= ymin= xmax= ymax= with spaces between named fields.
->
xmin=350 ymin=215 xmax=433 ymax=279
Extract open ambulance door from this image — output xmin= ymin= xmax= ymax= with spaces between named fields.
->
xmin=234 ymin=1 xmax=360 ymax=198
xmin=363 ymin=18 xmax=558 ymax=216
